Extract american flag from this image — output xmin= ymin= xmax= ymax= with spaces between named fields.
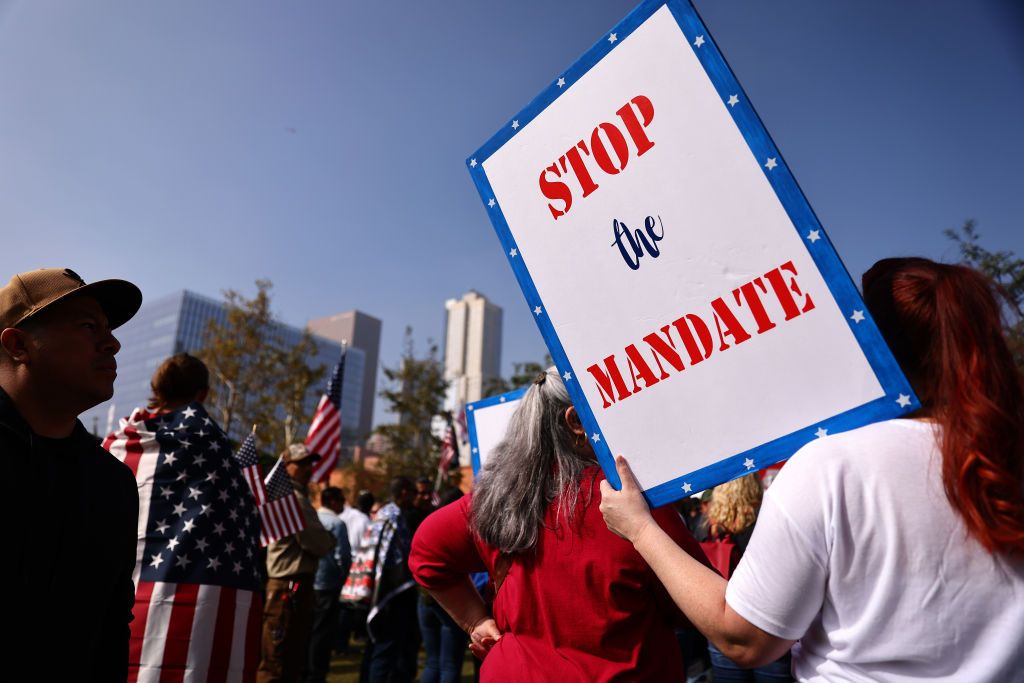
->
xmin=103 ymin=403 xmax=263 ymax=683
xmin=306 ymin=347 xmax=345 ymax=483
xmin=438 ymin=421 xmax=457 ymax=475
xmin=234 ymin=432 xmax=267 ymax=506
xmin=259 ymin=457 xmax=306 ymax=546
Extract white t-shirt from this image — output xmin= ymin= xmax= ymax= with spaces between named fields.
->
xmin=340 ymin=505 xmax=371 ymax=552
xmin=726 ymin=419 xmax=1024 ymax=682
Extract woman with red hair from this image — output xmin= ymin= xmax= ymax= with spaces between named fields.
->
xmin=601 ymin=257 xmax=1024 ymax=681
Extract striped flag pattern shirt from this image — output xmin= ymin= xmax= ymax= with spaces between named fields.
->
xmin=259 ymin=458 xmax=306 ymax=546
xmin=306 ymin=349 xmax=345 ymax=483
xmin=103 ymin=403 xmax=263 ymax=683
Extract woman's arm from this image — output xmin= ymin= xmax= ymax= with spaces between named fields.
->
xmin=601 ymin=456 xmax=794 ymax=667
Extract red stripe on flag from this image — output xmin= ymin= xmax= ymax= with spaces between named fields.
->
xmin=161 ymin=582 xmax=202 ymax=683
xmin=127 ymin=581 xmax=156 ymax=683
xmin=243 ymin=590 xmax=264 ymax=681
xmin=206 ymin=586 xmax=236 ymax=683
xmin=122 ymin=425 xmax=145 ymax=476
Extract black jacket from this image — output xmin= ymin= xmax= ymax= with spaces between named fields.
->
xmin=0 ymin=387 xmax=138 ymax=682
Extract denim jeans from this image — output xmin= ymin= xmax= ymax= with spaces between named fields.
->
xmin=417 ymin=597 xmax=469 ymax=683
xmin=708 ymin=642 xmax=793 ymax=683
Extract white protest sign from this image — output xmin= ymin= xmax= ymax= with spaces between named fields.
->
xmin=468 ymin=0 xmax=918 ymax=506
xmin=466 ymin=388 xmax=527 ymax=475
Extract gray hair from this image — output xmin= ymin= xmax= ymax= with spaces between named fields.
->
xmin=470 ymin=367 xmax=594 ymax=554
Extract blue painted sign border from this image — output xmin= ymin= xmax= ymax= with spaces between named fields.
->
xmin=466 ymin=387 xmax=528 ymax=476
xmin=466 ymin=0 xmax=918 ymax=506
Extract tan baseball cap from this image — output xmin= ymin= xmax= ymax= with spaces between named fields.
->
xmin=282 ymin=443 xmax=321 ymax=464
xmin=0 ymin=268 xmax=143 ymax=331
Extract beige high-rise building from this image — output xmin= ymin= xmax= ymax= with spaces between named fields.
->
xmin=443 ymin=291 xmax=502 ymax=407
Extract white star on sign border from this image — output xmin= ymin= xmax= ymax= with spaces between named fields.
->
xmin=815 ymin=427 xmax=829 ymax=438
xmin=469 ymin=159 xmax=477 ymax=168
xmin=534 ymin=306 xmax=542 ymax=315
xmin=511 ymin=120 xmax=519 ymax=130
xmin=807 ymin=230 xmax=821 ymax=243
xmin=765 ymin=158 xmax=778 ymax=170
xmin=896 ymin=394 xmax=912 ymax=408
xmin=488 ymin=198 xmax=495 ymax=208
xmin=591 ymin=433 xmax=601 ymax=443
xmin=744 ymin=458 xmax=755 ymax=470
xmin=693 ymin=35 xmax=705 ymax=47
xmin=850 ymin=310 xmax=865 ymax=323
xmin=557 ymin=77 xmax=566 ymax=88
xmin=509 ymin=248 xmax=517 ymax=258
xmin=682 ymin=482 xmax=692 ymax=493
xmin=727 ymin=94 xmax=739 ymax=107
xmin=608 ymin=33 xmax=617 ymax=44
xmin=563 ymin=371 xmax=572 ymax=381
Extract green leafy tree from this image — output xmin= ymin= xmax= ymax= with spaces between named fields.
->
xmin=481 ymin=353 xmax=554 ymax=398
xmin=946 ymin=220 xmax=1024 ymax=371
xmin=198 ymin=280 xmax=325 ymax=456
xmin=374 ymin=327 xmax=450 ymax=481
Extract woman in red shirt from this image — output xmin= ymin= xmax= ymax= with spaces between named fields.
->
xmin=410 ymin=368 xmax=709 ymax=681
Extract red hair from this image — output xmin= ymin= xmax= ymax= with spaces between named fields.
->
xmin=863 ymin=257 xmax=1024 ymax=554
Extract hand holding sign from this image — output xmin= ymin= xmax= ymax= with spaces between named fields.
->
xmin=469 ymin=0 xmax=917 ymax=505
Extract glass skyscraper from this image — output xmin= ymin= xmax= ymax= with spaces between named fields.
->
xmin=82 ymin=290 xmax=365 ymax=446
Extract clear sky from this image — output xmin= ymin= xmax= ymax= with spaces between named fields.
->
xmin=1 ymin=0 xmax=1021 ymax=426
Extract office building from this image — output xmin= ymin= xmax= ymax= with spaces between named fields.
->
xmin=307 ymin=310 xmax=382 ymax=440
xmin=82 ymin=290 xmax=366 ymax=446
xmin=443 ymin=291 xmax=502 ymax=407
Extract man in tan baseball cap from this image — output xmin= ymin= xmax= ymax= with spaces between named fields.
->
xmin=0 ymin=267 xmax=142 ymax=681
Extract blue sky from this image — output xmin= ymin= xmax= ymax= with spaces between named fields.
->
xmin=1 ymin=0 xmax=1021 ymax=426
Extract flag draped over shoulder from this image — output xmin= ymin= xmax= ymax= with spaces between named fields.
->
xmin=103 ymin=403 xmax=263 ymax=683
xmin=259 ymin=457 xmax=306 ymax=546
xmin=306 ymin=347 xmax=345 ymax=483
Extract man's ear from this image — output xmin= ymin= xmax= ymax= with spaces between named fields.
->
xmin=0 ymin=328 xmax=31 ymax=365
xmin=564 ymin=406 xmax=585 ymax=435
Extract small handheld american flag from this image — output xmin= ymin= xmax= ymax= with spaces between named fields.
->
xmin=306 ymin=346 xmax=346 ymax=483
xmin=233 ymin=430 xmax=267 ymax=506
xmin=259 ymin=457 xmax=307 ymax=546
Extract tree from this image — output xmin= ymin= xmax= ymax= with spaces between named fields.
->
xmin=946 ymin=220 xmax=1024 ymax=371
xmin=198 ymin=280 xmax=326 ymax=456
xmin=374 ymin=327 xmax=450 ymax=481
xmin=481 ymin=353 xmax=554 ymax=398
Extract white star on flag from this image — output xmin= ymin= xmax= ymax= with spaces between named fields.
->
xmin=765 ymin=157 xmax=778 ymax=170
xmin=807 ymin=230 xmax=821 ymax=243
xmin=163 ymin=451 xmax=177 ymax=466
xmin=563 ymin=371 xmax=572 ymax=381
xmin=150 ymin=554 xmax=164 ymax=568
xmin=682 ymin=483 xmax=692 ymax=493
xmin=815 ymin=427 xmax=829 ymax=438
xmin=175 ymin=554 xmax=191 ymax=569
xmin=182 ymin=407 xmax=197 ymax=419
xmin=469 ymin=158 xmax=477 ymax=168
xmin=178 ymin=438 xmax=192 ymax=448
xmin=896 ymin=394 xmax=912 ymax=408
xmin=509 ymin=248 xmax=517 ymax=257
xmin=182 ymin=518 xmax=196 ymax=533
xmin=608 ymin=33 xmax=617 ymax=43
xmin=744 ymin=458 xmax=755 ymax=470
xmin=488 ymin=198 xmax=495 ymax=208
xmin=850 ymin=310 xmax=865 ymax=323
xmin=534 ymin=306 xmax=542 ymax=315
xmin=727 ymin=94 xmax=739 ymax=107
xmin=167 ymin=537 xmax=180 ymax=551
xmin=557 ymin=77 xmax=566 ymax=88
xmin=511 ymin=120 xmax=519 ymax=130
xmin=694 ymin=35 xmax=705 ymax=47
xmin=207 ymin=557 xmax=221 ymax=570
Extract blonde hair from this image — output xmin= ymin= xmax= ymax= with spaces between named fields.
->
xmin=706 ymin=474 xmax=763 ymax=535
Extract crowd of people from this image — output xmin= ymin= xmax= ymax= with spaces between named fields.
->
xmin=4 ymin=255 xmax=1023 ymax=683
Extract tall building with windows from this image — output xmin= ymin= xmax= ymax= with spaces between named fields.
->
xmin=307 ymin=310 xmax=382 ymax=440
xmin=443 ymin=291 xmax=502 ymax=407
xmin=81 ymin=290 xmax=366 ymax=446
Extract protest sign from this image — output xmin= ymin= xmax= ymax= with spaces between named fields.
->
xmin=467 ymin=0 xmax=919 ymax=505
xmin=466 ymin=387 xmax=527 ymax=475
